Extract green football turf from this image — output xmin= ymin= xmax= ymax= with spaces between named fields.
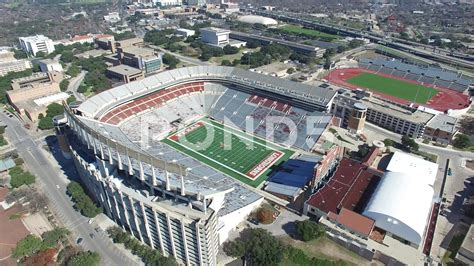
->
xmin=346 ymin=72 xmax=438 ymax=104
xmin=162 ymin=118 xmax=294 ymax=187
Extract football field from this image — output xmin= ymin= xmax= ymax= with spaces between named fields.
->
xmin=346 ymin=72 xmax=438 ymax=104
xmin=162 ymin=119 xmax=294 ymax=187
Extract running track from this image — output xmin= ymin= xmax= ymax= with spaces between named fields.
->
xmin=325 ymin=68 xmax=470 ymax=111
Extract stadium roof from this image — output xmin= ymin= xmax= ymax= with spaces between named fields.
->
xmin=363 ymin=152 xmax=438 ymax=246
xmin=363 ymin=172 xmax=434 ymax=246
xmin=78 ymin=66 xmax=336 ymax=119
xmin=238 ymin=15 xmax=278 ymax=25
xmin=386 ymin=151 xmax=438 ymax=186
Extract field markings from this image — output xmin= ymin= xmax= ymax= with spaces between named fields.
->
xmin=166 ymin=119 xmax=285 ymax=181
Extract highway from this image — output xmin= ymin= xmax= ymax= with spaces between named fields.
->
xmin=246 ymin=9 xmax=474 ymax=70
xmin=0 ymin=110 xmax=141 ymax=266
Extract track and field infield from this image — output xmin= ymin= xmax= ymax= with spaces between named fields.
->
xmin=346 ymin=72 xmax=438 ymax=104
xmin=162 ymin=119 xmax=294 ymax=187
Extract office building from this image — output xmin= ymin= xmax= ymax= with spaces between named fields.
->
xmin=19 ymin=35 xmax=55 ymax=56
xmin=118 ymin=47 xmax=162 ymax=74
xmin=200 ymin=27 xmax=230 ymax=46
xmin=0 ymin=51 xmax=32 ymax=76
xmin=38 ymin=59 xmax=64 ymax=73
xmin=106 ymin=65 xmax=144 ymax=83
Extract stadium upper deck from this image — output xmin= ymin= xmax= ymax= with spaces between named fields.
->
xmin=78 ymin=66 xmax=337 ymax=119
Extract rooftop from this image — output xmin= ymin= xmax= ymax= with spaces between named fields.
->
xmin=107 ymin=64 xmax=143 ymax=76
xmin=19 ymin=35 xmax=52 ymax=42
xmin=426 ymin=114 xmax=458 ymax=133
xmin=201 ymin=27 xmax=230 ymax=34
xmin=306 ymin=158 xmax=381 ymax=214
xmin=121 ymin=46 xmax=156 ymax=57
xmin=330 ymin=207 xmax=375 ymax=237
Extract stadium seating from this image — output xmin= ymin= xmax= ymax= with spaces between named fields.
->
xmin=358 ymin=58 xmax=472 ymax=92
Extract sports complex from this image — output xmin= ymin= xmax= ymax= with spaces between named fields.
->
xmin=326 ymin=58 xmax=471 ymax=111
xmin=63 ymin=66 xmax=336 ymax=265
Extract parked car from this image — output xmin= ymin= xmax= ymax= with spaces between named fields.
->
xmin=77 ymin=238 xmax=83 ymax=244
xmin=248 ymin=218 xmax=259 ymax=225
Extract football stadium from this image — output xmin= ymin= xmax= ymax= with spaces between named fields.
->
xmin=61 ymin=66 xmax=337 ymax=265
xmin=326 ymin=58 xmax=471 ymax=111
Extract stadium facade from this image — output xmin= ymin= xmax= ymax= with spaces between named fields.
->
xmin=60 ymin=66 xmax=337 ymax=265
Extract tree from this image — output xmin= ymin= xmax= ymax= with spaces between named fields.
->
xmin=35 ymin=51 xmax=46 ymax=58
xmin=12 ymin=235 xmax=43 ymax=259
xmin=67 ymin=64 xmax=81 ymax=77
xmin=223 ymin=228 xmax=284 ymax=265
xmin=38 ymin=117 xmax=54 ymax=130
xmin=295 ymin=220 xmax=325 ymax=242
xmin=14 ymin=49 xmax=28 ymax=59
xmin=42 ymin=227 xmax=69 ymax=248
xmin=401 ymin=135 xmax=419 ymax=152
xmin=459 ymin=116 xmax=474 ymax=135
xmin=66 ymin=251 xmax=100 ymax=266
xmin=9 ymin=166 xmax=35 ymax=188
xmin=23 ymin=248 xmax=56 ymax=266
xmin=383 ymin=138 xmax=395 ymax=147
xmin=162 ymin=53 xmax=180 ymax=69
xmin=287 ymin=67 xmax=296 ymax=74
xmin=67 ymin=181 xmax=102 ymax=218
xmin=246 ymin=40 xmax=260 ymax=49
xmin=60 ymin=50 xmax=75 ymax=63
xmin=323 ymin=57 xmax=332 ymax=70
xmin=223 ymin=44 xmax=239 ymax=55
xmin=256 ymin=208 xmax=274 ymax=224
xmin=60 ymin=79 xmax=70 ymax=92
xmin=46 ymin=103 xmax=64 ymax=117
xmin=67 ymin=95 xmax=76 ymax=104
xmin=221 ymin=59 xmax=232 ymax=66
xmin=452 ymin=134 xmax=471 ymax=149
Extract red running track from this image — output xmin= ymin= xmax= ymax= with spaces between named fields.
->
xmin=325 ymin=68 xmax=470 ymax=112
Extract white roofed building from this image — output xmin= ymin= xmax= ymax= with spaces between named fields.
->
xmin=363 ymin=151 xmax=438 ymax=247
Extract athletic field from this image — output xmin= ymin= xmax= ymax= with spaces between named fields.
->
xmin=346 ymin=72 xmax=438 ymax=104
xmin=162 ymin=119 xmax=294 ymax=187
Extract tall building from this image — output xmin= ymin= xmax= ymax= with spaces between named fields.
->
xmin=200 ymin=27 xmax=230 ymax=46
xmin=185 ymin=0 xmax=206 ymax=6
xmin=18 ymin=35 xmax=55 ymax=56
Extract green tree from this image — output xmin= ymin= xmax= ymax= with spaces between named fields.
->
xmin=60 ymin=79 xmax=70 ymax=92
xmin=295 ymin=220 xmax=325 ymax=242
xmin=162 ymin=53 xmax=180 ymax=69
xmin=12 ymin=234 xmax=43 ymax=259
xmin=66 ymin=251 xmax=100 ymax=266
xmin=223 ymin=228 xmax=284 ymax=265
xmin=60 ymin=50 xmax=75 ymax=63
xmin=67 ymin=95 xmax=76 ymax=104
xmin=67 ymin=181 xmax=102 ymax=218
xmin=38 ymin=117 xmax=54 ymax=130
xmin=287 ymin=67 xmax=296 ymax=74
xmin=67 ymin=64 xmax=81 ymax=77
xmin=35 ymin=51 xmax=46 ymax=58
xmin=46 ymin=102 xmax=64 ymax=117
xmin=9 ymin=166 xmax=35 ymax=188
xmin=401 ymin=135 xmax=419 ymax=152
xmin=42 ymin=227 xmax=70 ymax=248
xmin=221 ymin=59 xmax=232 ymax=66
xmin=14 ymin=49 xmax=28 ymax=59
xmin=246 ymin=40 xmax=259 ymax=49
xmin=223 ymin=45 xmax=239 ymax=55
xmin=452 ymin=134 xmax=470 ymax=149
xmin=383 ymin=138 xmax=395 ymax=147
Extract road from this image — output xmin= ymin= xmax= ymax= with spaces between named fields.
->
xmin=67 ymin=71 xmax=87 ymax=102
xmin=0 ymin=110 xmax=140 ymax=266
xmin=148 ymin=45 xmax=211 ymax=66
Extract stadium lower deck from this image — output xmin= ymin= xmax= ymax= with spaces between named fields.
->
xmin=326 ymin=68 xmax=470 ymax=111
xmin=117 ymin=82 xmax=330 ymax=188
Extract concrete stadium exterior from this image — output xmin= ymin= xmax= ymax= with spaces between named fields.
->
xmin=60 ymin=66 xmax=337 ymax=265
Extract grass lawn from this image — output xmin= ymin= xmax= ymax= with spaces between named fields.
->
xmin=347 ymin=72 xmax=438 ymax=104
xmin=278 ymin=236 xmax=369 ymax=266
xmin=162 ymin=118 xmax=293 ymax=187
xmin=280 ymin=25 xmax=340 ymax=41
